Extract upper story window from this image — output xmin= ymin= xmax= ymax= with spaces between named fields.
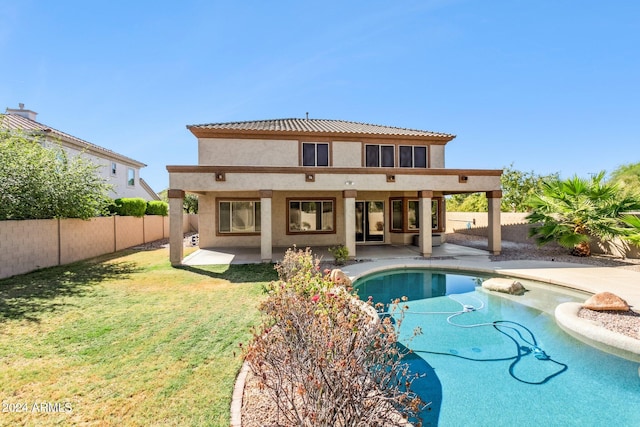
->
xmin=111 ymin=162 xmax=117 ymax=176
xmin=399 ymin=146 xmax=428 ymax=168
xmin=127 ymin=168 xmax=135 ymax=186
xmin=365 ymin=144 xmax=394 ymax=167
xmin=302 ymin=142 xmax=329 ymax=166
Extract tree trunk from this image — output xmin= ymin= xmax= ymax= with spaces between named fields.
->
xmin=571 ymin=241 xmax=591 ymax=257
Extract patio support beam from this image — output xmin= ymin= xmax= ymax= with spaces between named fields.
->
xmin=418 ymin=190 xmax=433 ymax=258
xmin=259 ymin=190 xmax=273 ymax=262
xmin=343 ymin=190 xmax=357 ymax=259
xmin=487 ymin=190 xmax=502 ymax=255
xmin=168 ymin=189 xmax=185 ymax=266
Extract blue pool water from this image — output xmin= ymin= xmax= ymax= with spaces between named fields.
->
xmin=354 ymin=269 xmax=640 ymax=427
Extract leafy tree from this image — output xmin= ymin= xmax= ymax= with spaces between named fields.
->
xmin=608 ymin=162 xmax=640 ymax=197
xmin=446 ymin=164 xmax=557 ymax=212
xmin=0 ymin=127 xmax=113 ymax=220
xmin=158 ymin=189 xmax=199 ymax=213
xmin=446 ymin=192 xmax=487 ymax=212
xmin=501 ymin=164 xmax=558 ymax=212
xmin=526 ymin=172 xmax=640 ymax=256
xmin=183 ymin=193 xmax=199 ymax=214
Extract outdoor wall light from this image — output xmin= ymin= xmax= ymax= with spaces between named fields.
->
xmin=386 ymin=175 xmax=396 ymax=182
xmin=459 ymin=175 xmax=468 ymax=183
xmin=306 ymin=174 xmax=315 ymax=182
xmin=216 ymin=172 xmax=226 ymax=181
xmin=344 ymin=180 xmax=354 ymax=186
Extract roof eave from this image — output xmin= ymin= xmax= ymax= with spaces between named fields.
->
xmin=187 ymin=126 xmax=456 ymax=143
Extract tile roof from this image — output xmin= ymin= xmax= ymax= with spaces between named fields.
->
xmin=0 ymin=112 xmax=146 ymax=167
xmin=188 ymin=118 xmax=455 ymax=139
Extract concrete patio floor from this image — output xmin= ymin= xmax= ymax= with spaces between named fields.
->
xmin=182 ymin=243 xmax=490 ymax=266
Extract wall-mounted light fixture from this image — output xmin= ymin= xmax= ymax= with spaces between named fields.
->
xmin=386 ymin=175 xmax=396 ymax=182
xmin=216 ymin=172 xmax=226 ymax=181
xmin=306 ymin=173 xmax=315 ymax=182
xmin=344 ymin=180 xmax=355 ymax=186
xmin=459 ymin=175 xmax=468 ymax=183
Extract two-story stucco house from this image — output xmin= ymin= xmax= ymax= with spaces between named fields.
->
xmin=1 ymin=104 xmax=159 ymax=201
xmin=166 ymin=118 xmax=503 ymax=264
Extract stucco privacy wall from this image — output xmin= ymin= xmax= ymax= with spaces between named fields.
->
xmin=447 ymin=211 xmax=640 ymax=258
xmin=0 ymin=219 xmax=59 ymax=279
xmin=0 ymin=215 xmax=199 ymax=280
xmin=60 ymin=217 xmax=115 ymax=265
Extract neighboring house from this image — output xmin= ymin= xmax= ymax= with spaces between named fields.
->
xmin=1 ymin=104 xmax=159 ymax=201
xmin=166 ymin=118 xmax=503 ymax=264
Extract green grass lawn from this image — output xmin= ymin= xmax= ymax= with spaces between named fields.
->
xmin=0 ymin=247 xmax=275 ymax=426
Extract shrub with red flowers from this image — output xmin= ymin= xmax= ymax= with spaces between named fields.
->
xmin=245 ymin=247 xmax=424 ymax=426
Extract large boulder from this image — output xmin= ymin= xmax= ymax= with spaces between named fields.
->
xmin=482 ymin=278 xmax=526 ymax=296
xmin=582 ymin=292 xmax=630 ymax=311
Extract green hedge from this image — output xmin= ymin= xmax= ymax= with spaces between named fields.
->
xmin=110 ymin=198 xmax=147 ymax=217
xmin=146 ymin=201 xmax=169 ymax=216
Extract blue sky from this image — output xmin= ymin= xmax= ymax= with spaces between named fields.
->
xmin=2 ymin=0 xmax=639 ymax=192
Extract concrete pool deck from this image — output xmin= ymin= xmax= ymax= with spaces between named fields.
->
xmin=185 ymin=243 xmax=640 ymax=309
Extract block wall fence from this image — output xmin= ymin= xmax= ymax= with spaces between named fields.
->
xmin=446 ymin=211 xmax=639 ymax=259
xmin=0 ymin=214 xmax=198 ymax=280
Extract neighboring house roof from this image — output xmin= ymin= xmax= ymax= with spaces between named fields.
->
xmin=188 ymin=118 xmax=455 ymax=141
xmin=140 ymin=178 xmax=161 ymax=200
xmin=1 ymin=112 xmax=146 ymax=168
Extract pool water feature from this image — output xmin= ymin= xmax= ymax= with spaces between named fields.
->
xmin=354 ymin=269 xmax=640 ymax=426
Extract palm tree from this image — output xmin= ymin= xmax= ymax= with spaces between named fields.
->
xmin=526 ymin=172 xmax=640 ymax=256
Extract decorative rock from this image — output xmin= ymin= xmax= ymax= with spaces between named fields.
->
xmin=481 ymin=278 xmax=526 ymax=295
xmin=330 ymin=269 xmax=352 ymax=288
xmin=583 ymin=292 xmax=630 ymax=312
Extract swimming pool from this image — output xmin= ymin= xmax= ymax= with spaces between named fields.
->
xmin=354 ymin=268 xmax=640 ymax=426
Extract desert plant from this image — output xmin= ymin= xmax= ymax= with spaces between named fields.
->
xmin=328 ymin=244 xmax=350 ymax=265
xmin=527 ymin=172 xmax=640 ymax=256
xmin=246 ymin=247 xmax=424 ymax=426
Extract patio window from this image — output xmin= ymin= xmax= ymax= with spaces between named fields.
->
xmin=399 ymin=145 xmax=428 ymax=168
xmin=219 ymin=200 xmax=261 ymax=234
xmin=365 ymin=144 xmax=395 ymax=167
xmin=302 ymin=142 xmax=329 ymax=166
xmin=390 ymin=198 xmax=442 ymax=232
xmin=287 ymin=199 xmax=335 ymax=233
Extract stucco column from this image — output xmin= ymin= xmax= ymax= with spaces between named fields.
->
xmin=487 ymin=190 xmax=502 ymax=255
xmin=418 ymin=191 xmax=433 ymax=258
xmin=168 ymin=189 xmax=185 ymax=266
xmin=259 ymin=190 xmax=273 ymax=263
xmin=343 ymin=190 xmax=357 ymax=259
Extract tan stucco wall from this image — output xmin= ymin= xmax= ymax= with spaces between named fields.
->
xmin=60 ymin=217 xmax=115 ymax=265
xmin=115 ymin=216 xmax=144 ymax=251
xmin=0 ymin=215 xmax=171 ymax=279
xmin=332 ymin=141 xmax=362 ymax=167
xmin=170 ymin=171 xmax=500 ymax=194
xmin=194 ymin=190 xmax=447 ymax=249
xmin=0 ymin=219 xmax=59 ymax=279
xmin=144 ymin=215 xmax=165 ymax=243
xmin=430 ymin=145 xmax=445 ymax=168
xmin=199 ymin=138 xmax=299 ymax=166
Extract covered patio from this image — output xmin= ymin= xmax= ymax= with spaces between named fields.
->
xmin=181 ymin=241 xmax=490 ymax=266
